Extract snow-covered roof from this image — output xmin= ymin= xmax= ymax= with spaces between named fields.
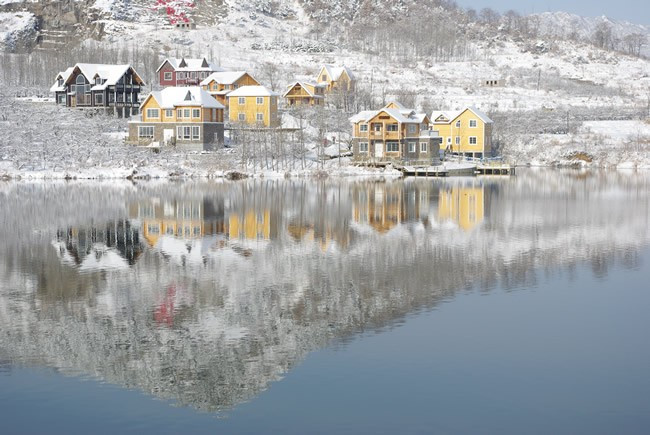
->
xmin=200 ymin=71 xmax=257 ymax=86
xmin=319 ymin=64 xmax=355 ymax=82
xmin=350 ymin=102 xmax=428 ymax=124
xmin=228 ymin=85 xmax=279 ymax=97
xmin=144 ymin=86 xmax=224 ymax=109
xmin=283 ymin=81 xmax=325 ymax=98
xmin=431 ymin=107 xmax=493 ymax=124
xmin=51 ymin=63 xmax=145 ymax=92
xmin=157 ymin=57 xmax=223 ymax=73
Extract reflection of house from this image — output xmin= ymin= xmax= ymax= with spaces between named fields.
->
xmin=431 ymin=107 xmax=493 ymax=158
xmin=200 ymin=71 xmax=260 ymax=107
xmin=228 ymin=210 xmax=271 ymax=240
xmin=438 ymin=184 xmax=485 ymax=231
xmin=350 ymin=102 xmax=440 ymax=163
xmin=127 ymin=87 xmax=225 ymax=150
xmin=50 ymin=63 xmax=145 ymax=117
xmin=129 ymin=199 xmax=225 ymax=247
xmin=352 ymin=183 xmax=404 ymax=233
xmin=283 ymin=81 xmax=326 ymax=106
xmin=53 ymin=220 xmax=142 ymax=271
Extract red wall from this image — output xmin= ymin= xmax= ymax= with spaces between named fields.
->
xmin=159 ymin=63 xmax=176 ymax=87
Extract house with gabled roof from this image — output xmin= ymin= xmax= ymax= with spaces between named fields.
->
xmin=228 ymin=86 xmax=280 ymax=128
xmin=350 ymin=102 xmax=441 ymax=163
xmin=200 ymin=71 xmax=261 ymax=107
xmin=317 ymin=64 xmax=355 ymax=93
xmin=283 ymin=81 xmax=326 ymax=106
xmin=157 ymin=57 xmax=223 ymax=87
xmin=431 ymin=107 xmax=493 ymax=158
xmin=50 ymin=63 xmax=146 ymax=117
xmin=127 ymin=86 xmax=225 ymax=150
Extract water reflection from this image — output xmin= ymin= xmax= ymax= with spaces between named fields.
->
xmin=0 ymin=170 xmax=648 ymax=412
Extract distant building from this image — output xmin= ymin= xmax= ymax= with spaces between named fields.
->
xmin=200 ymin=71 xmax=261 ymax=107
xmin=157 ymin=57 xmax=223 ymax=87
xmin=127 ymin=86 xmax=225 ymax=150
xmin=350 ymin=101 xmax=440 ymax=164
xmin=50 ymin=63 xmax=145 ymax=117
xmin=481 ymin=79 xmax=505 ymax=87
xmin=283 ymin=81 xmax=326 ymax=106
xmin=430 ymin=107 xmax=493 ymax=158
xmin=316 ymin=64 xmax=356 ymax=93
xmin=227 ymin=86 xmax=280 ymax=128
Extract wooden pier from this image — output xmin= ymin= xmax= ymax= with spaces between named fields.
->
xmin=353 ymin=160 xmax=515 ymax=177
xmin=475 ymin=163 xmax=516 ymax=175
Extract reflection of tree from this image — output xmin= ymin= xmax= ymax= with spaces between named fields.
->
xmin=0 ymin=171 xmax=649 ymax=412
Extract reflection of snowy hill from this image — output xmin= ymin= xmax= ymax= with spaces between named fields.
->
xmin=0 ymin=172 xmax=649 ymax=411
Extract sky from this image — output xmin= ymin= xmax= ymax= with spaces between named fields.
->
xmin=453 ymin=0 xmax=650 ymax=25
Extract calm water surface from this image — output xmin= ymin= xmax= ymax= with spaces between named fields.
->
xmin=0 ymin=169 xmax=649 ymax=434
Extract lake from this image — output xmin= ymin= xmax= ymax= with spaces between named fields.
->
xmin=0 ymin=169 xmax=649 ymax=434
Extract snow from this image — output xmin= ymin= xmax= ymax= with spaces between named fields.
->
xmin=200 ymin=71 xmax=256 ymax=86
xmin=227 ymin=85 xmax=279 ymax=97
xmin=157 ymin=57 xmax=223 ymax=73
xmin=0 ymin=12 xmax=36 ymax=51
xmin=146 ymin=86 xmax=225 ymax=109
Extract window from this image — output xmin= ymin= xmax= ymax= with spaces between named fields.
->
xmin=184 ymin=109 xmax=190 ymax=118
xmin=146 ymin=108 xmax=159 ymax=119
xmin=76 ymin=75 xmax=86 ymax=85
xmin=455 ymin=136 xmax=460 ymax=145
xmin=238 ymin=97 xmax=246 ymax=105
xmin=256 ymin=113 xmax=264 ymax=122
xmin=238 ymin=113 xmax=246 ymax=121
xmin=138 ymin=126 xmax=154 ymax=138
xmin=164 ymin=72 xmax=172 ymax=81
xmin=178 ymin=72 xmax=185 ymax=79
xmin=408 ymin=142 xmax=416 ymax=153
xmin=95 ymin=94 xmax=103 ymax=105
xmin=469 ymin=136 xmax=477 ymax=145
xmin=373 ymin=123 xmax=382 ymax=132
xmin=192 ymin=109 xmax=200 ymax=118
xmin=147 ymin=224 xmax=160 ymax=234
xmin=256 ymin=97 xmax=264 ymax=105
xmin=192 ymin=126 xmax=200 ymax=140
xmin=455 ymin=120 xmax=461 ymax=128
xmin=183 ymin=126 xmax=191 ymax=139
xmin=126 ymin=93 xmax=132 ymax=102
xmin=176 ymin=126 xmax=183 ymax=138
xmin=321 ymin=74 xmax=328 ymax=81
xmin=447 ymin=137 xmax=451 ymax=144
xmin=177 ymin=109 xmax=183 ymax=118
xmin=469 ymin=119 xmax=477 ymax=128
xmin=190 ymin=72 xmax=197 ymax=79
xmin=408 ymin=124 xmax=417 ymax=134
xmin=95 ymin=77 xmax=102 ymax=85
xmin=420 ymin=142 xmax=428 ymax=152
xmin=359 ymin=142 xmax=368 ymax=153
xmin=359 ymin=124 xmax=368 ymax=132
xmin=165 ymin=109 xmax=173 ymax=118
xmin=57 ymin=94 xmax=65 ymax=104
xmin=387 ymin=124 xmax=399 ymax=132
xmin=386 ymin=142 xmax=399 ymax=152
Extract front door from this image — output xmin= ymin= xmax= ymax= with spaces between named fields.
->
xmin=70 ymin=95 xmax=76 ymax=107
xmin=374 ymin=141 xmax=384 ymax=159
xmin=163 ymin=129 xmax=174 ymax=145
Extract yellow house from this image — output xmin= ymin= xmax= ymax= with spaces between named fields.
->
xmin=431 ymin=107 xmax=493 ymax=158
xmin=283 ymin=81 xmax=326 ymax=106
xmin=227 ymin=85 xmax=280 ymax=127
xmin=316 ymin=64 xmax=355 ymax=93
xmin=438 ymin=184 xmax=485 ymax=231
xmin=128 ymin=86 xmax=225 ymax=150
xmin=200 ymin=71 xmax=260 ymax=107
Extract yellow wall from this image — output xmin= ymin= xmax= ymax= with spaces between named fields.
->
xmin=202 ymin=73 xmax=261 ymax=109
xmin=434 ymin=109 xmax=491 ymax=155
xmin=228 ymin=211 xmax=271 ymax=240
xmin=438 ymin=185 xmax=485 ymax=231
xmin=284 ymin=83 xmax=324 ymax=106
xmin=228 ymin=95 xmax=279 ymax=127
xmin=141 ymin=96 xmax=223 ymax=123
xmin=318 ymin=68 xmax=355 ymax=92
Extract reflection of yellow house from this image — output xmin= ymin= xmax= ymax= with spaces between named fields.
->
xmin=130 ymin=199 xmax=225 ymax=246
xmin=352 ymin=184 xmax=404 ymax=233
xmin=438 ymin=185 xmax=485 ymax=231
xmin=228 ymin=210 xmax=271 ymax=240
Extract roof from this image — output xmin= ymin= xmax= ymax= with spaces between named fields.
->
xmin=431 ymin=107 xmax=493 ymax=124
xmin=49 ymin=67 xmax=74 ymax=92
xmin=283 ymin=81 xmax=325 ymax=98
xmin=349 ymin=102 xmax=428 ymax=124
xmin=319 ymin=64 xmax=355 ymax=82
xmin=143 ymin=86 xmax=225 ymax=109
xmin=227 ymin=85 xmax=279 ymax=97
xmin=52 ymin=63 xmax=145 ymax=92
xmin=200 ymin=71 xmax=257 ymax=86
xmin=156 ymin=57 xmax=223 ymax=73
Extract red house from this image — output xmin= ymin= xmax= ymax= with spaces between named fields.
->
xmin=156 ymin=57 xmax=223 ymax=87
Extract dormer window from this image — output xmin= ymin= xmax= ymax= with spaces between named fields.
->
xmin=455 ymin=120 xmax=461 ymax=128
xmin=95 ymin=77 xmax=102 ymax=85
xmin=57 ymin=78 xmax=63 ymax=86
